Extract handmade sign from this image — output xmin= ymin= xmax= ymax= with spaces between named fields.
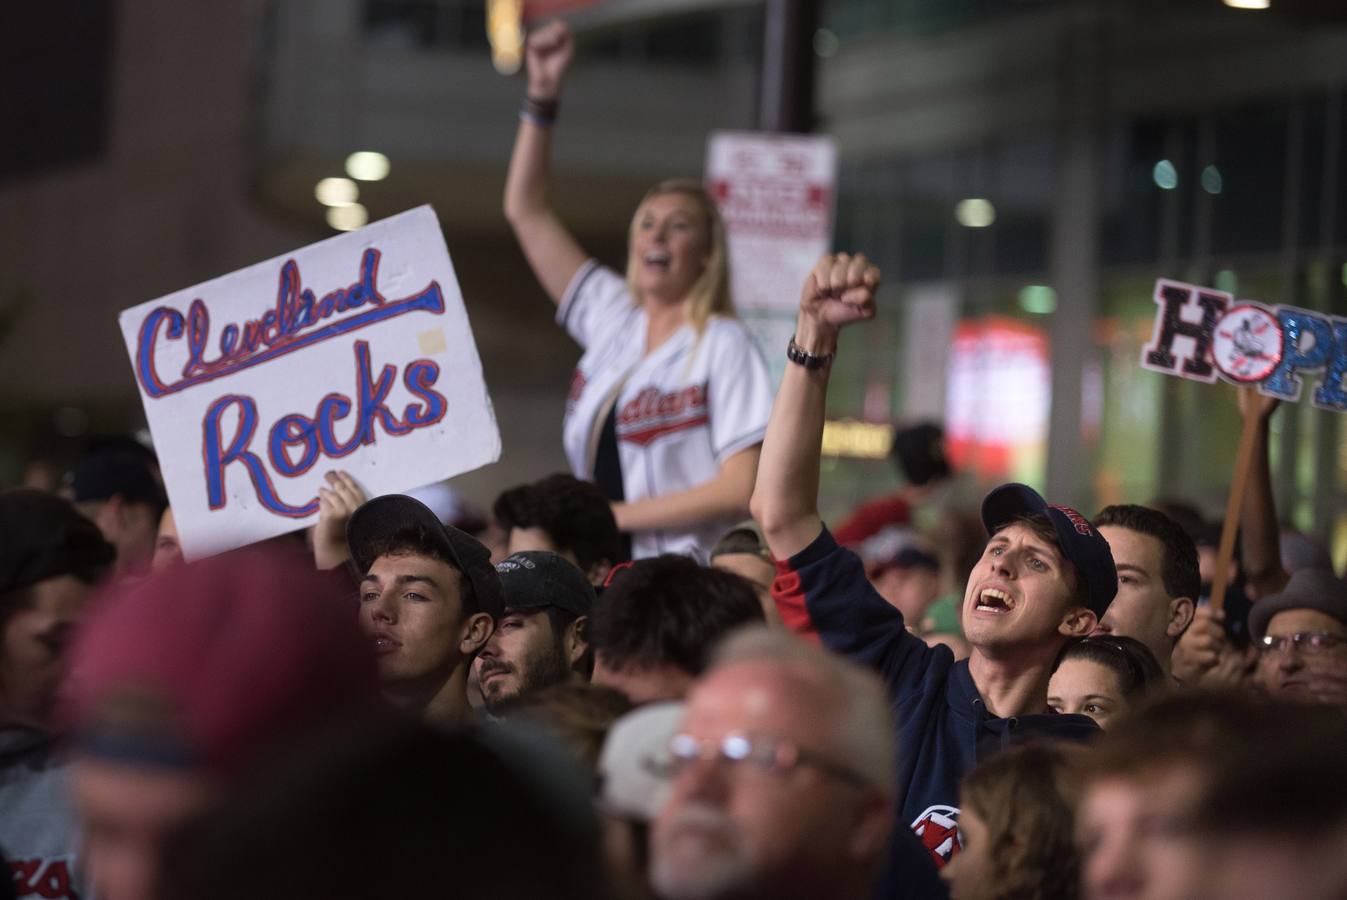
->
xmin=1141 ymin=278 xmax=1347 ymax=409
xmin=1138 ymin=277 xmax=1347 ymax=610
xmin=119 ymin=205 xmax=500 ymax=560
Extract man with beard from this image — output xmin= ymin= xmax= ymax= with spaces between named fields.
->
xmin=475 ymin=551 xmax=593 ymax=713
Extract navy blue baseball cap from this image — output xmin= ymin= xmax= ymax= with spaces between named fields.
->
xmin=980 ymin=483 xmax=1117 ymax=618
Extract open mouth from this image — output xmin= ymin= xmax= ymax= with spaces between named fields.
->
xmin=974 ymin=588 xmax=1014 ymax=614
xmin=643 ymin=250 xmax=671 ymax=269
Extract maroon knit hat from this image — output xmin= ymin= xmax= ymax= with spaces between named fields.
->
xmin=63 ymin=546 xmax=376 ymax=773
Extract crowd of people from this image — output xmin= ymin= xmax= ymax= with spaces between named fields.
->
xmin=5 ymin=18 xmax=1347 ymax=900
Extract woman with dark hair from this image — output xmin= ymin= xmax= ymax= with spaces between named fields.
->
xmin=1047 ymin=635 xmax=1166 ymax=730
xmin=942 ymin=743 xmax=1084 ymax=900
xmin=504 ymin=20 xmax=773 ymax=562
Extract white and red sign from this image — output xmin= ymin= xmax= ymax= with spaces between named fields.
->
xmin=705 ymin=131 xmax=837 ymax=313
xmin=119 ymin=206 xmax=500 ymax=560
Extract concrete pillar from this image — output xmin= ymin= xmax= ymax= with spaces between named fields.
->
xmin=1044 ymin=6 xmax=1105 ymax=506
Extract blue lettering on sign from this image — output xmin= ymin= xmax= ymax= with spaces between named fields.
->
xmin=1262 ymin=310 xmax=1336 ymax=402
xmin=201 ymin=341 xmax=449 ymax=517
xmin=136 ymin=248 xmax=445 ymax=398
xmin=1142 ymin=279 xmax=1347 ymax=413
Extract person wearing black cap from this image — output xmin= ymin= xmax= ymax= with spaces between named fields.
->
xmin=347 ymin=495 xmax=506 ymax=726
xmin=1250 ymin=567 xmax=1347 ymax=708
xmin=65 ymin=442 xmax=166 ymax=578
xmin=0 ymin=489 xmax=114 ymax=900
xmin=474 ymin=551 xmax=594 ymax=714
xmin=750 ymin=253 xmax=1114 ymax=870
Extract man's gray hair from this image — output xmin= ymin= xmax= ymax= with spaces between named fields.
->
xmin=710 ymin=626 xmax=896 ymax=793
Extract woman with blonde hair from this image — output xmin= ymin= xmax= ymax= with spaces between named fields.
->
xmin=504 ymin=20 xmax=773 ymax=561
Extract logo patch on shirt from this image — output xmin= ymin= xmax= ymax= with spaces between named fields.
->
xmin=10 ymin=857 xmax=77 ymax=899
xmin=617 ymin=384 xmax=709 ymax=446
xmin=912 ymin=804 xmax=962 ymax=868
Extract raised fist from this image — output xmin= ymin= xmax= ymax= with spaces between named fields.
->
xmin=525 ymin=20 xmax=574 ymax=100
xmin=799 ymin=252 xmax=881 ymax=331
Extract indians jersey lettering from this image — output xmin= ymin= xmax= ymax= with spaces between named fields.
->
xmin=558 ymin=260 xmax=773 ymax=560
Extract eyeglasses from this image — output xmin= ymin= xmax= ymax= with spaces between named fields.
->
xmin=655 ymin=732 xmax=872 ymax=789
xmin=1258 ymin=632 xmax=1347 ymax=655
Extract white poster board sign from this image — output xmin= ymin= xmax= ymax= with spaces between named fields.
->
xmin=705 ymin=131 xmax=838 ymax=313
xmin=119 ymin=205 xmax=500 ymax=560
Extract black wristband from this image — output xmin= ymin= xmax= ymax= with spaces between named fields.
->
xmin=786 ymin=336 xmax=835 ymax=370
xmin=521 ymin=95 xmax=559 ymax=126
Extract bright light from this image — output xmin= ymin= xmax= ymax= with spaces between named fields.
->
xmin=1018 ymin=285 xmax=1057 ymax=315
xmin=1201 ymin=165 xmax=1223 ymax=195
xmin=955 ymin=198 xmax=996 ymax=228
xmin=1223 ymin=0 xmax=1269 ymax=9
xmin=315 ymin=177 xmax=359 ymax=207
xmin=1153 ymin=160 xmax=1178 ymax=190
xmin=326 ymin=203 xmax=369 ymax=232
xmin=821 ymin=420 xmax=893 ymax=459
xmin=488 ymin=0 xmax=524 ymax=74
xmin=813 ymin=28 xmax=839 ymax=58
xmin=345 ymin=152 xmax=390 ymax=182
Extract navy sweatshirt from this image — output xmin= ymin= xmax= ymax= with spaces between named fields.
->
xmin=774 ymin=527 xmax=1099 ymax=869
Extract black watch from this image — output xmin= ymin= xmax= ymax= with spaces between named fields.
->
xmin=786 ymin=336 xmax=835 ymax=370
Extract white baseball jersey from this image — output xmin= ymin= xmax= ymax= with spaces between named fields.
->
xmin=558 ymin=260 xmax=774 ymax=561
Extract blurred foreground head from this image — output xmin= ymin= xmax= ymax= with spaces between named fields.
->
xmin=942 ymin=743 xmax=1084 ymax=900
xmin=1078 ymin=691 xmax=1347 ymax=900
xmin=651 ymin=627 xmax=895 ymax=900
xmin=159 ymin=713 xmax=605 ymax=900
xmin=63 ymin=548 xmax=377 ymax=900
xmin=0 ymin=488 xmax=114 ymax=730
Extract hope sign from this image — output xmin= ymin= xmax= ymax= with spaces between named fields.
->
xmin=120 ymin=206 xmax=500 ymax=559
xmin=1141 ymin=279 xmax=1347 ymax=411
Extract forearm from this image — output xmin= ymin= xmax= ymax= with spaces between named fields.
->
xmin=750 ymin=316 xmax=834 ymax=560
xmin=504 ymin=116 xmax=555 ymax=225
xmin=615 ymin=448 xmax=758 ymax=533
xmin=1241 ymin=415 xmax=1289 ymax=598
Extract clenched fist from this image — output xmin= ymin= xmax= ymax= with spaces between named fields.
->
xmin=525 ymin=20 xmax=574 ymax=100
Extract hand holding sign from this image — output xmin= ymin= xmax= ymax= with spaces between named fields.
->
xmin=313 ymin=471 xmax=369 ymax=570
xmin=1140 ymin=278 xmax=1342 ymax=611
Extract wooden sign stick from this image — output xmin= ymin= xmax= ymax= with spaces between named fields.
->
xmin=1208 ymin=401 xmax=1263 ymax=613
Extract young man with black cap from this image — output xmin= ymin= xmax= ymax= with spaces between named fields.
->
xmin=347 ymin=495 xmax=506 ymax=726
xmin=1 ymin=489 xmax=115 ymax=900
xmin=475 ymin=550 xmax=594 ymax=714
xmin=751 ymin=253 xmax=1115 ymax=868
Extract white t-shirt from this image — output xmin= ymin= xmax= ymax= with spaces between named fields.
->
xmin=558 ymin=260 xmax=774 ymax=561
